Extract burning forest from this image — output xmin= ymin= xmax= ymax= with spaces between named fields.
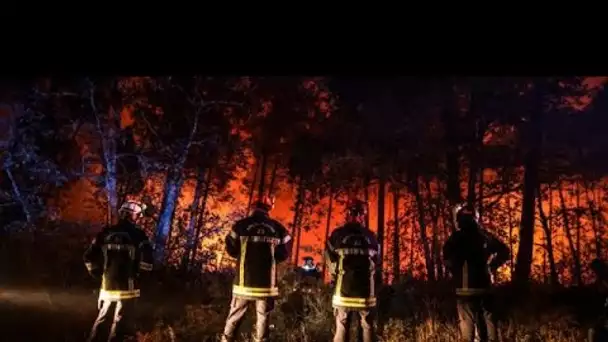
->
xmin=1 ymin=76 xmax=608 ymax=341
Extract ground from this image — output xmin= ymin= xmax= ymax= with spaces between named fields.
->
xmin=0 ymin=278 xmax=602 ymax=341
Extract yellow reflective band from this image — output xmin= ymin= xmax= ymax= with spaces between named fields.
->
xmin=249 ymin=236 xmax=280 ymax=244
xmin=99 ymin=289 xmax=141 ymax=300
xmin=239 ymin=237 xmax=249 ymax=287
xmin=232 ymin=285 xmax=279 ymax=297
xmin=332 ymin=295 xmax=377 ymax=308
xmin=336 ymin=248 xmax=378 ymax=257
xmin=456 ymin=288 xmax=488 ymax=296
xmin=139 ymin=262 xmax=153 ymax=271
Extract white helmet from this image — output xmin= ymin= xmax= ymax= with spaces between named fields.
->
xmin=119 ymin=201 xmax=147 ymax=216
xmin=452 ymin=202 xmax=479 ymax=230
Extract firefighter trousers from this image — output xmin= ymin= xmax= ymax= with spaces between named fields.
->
xmin=333 ymin=307 xmax=375 ymax=342
xmin=456 ymin=294 xmax=498 ymax=342
xmin=87 ymin=299 xmax=137 ymax=342
xmin=221 ymin=296 xmax=274 ymax=342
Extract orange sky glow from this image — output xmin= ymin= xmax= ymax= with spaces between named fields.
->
xmin=53 ymin=76 xmax=608 ymax=285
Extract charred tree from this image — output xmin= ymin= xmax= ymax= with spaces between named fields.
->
xmin=247 ymin=157 xmax=260 ymax=212
xmin=411 ymin=175 xmax=435 ymax=281
xmin=514 ymin=105 xmax=542 ymax=286
xmin=536 ymin=184 xmax=559 ymax=286
xmin=392 ymin=184 xmax=400 ymax=282
xmin=321 ymin=185 xmax=334 ymax=280
xmin=558 ymin=181 xmax=583 ymax=285
xmin=377 ymin=177 xmax=386 ymax=285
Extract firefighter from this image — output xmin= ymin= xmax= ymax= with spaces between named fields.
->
xmin=297 ymin=256 xmax=321 ymax=293
xmin=221 ymin=195 xmax=292 ymax=342
xmin=325 ymin=199 xmax=379 ymax=342
xmin=443 ymin=203 xmax=510 ymax=342
xmin=83 ymin=200 xmax=154 ymax=342
xmin=588 ymin=258 xmax=608 ymax=342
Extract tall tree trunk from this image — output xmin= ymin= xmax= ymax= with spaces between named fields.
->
xmin=507 ymin=194 xmax=515 ymax=277
xmin=257 ymin=152 xmax=268 ymax=203
xmin=377 ymin=177 xmax=386 ymax=285
xmin=190 ymin=168 xmax=212 ymax=270
xmin=154 ymin=112 xmax=200 ymax=264
xmin=392 ymin=184 xmax=400 ymax=283
xmin=467 ymin=161 xmax=477 ymax=208
xmin=425 ymin=178 xmax=442 ymax=280
xmin=267 ymin=160 xmax=279 ymax=197
xmin=155 ymin=171 xmax=184 ymax=263
xmin=412 ymin=176 xmax=435 ymax=281
xmin=558 ymin=182 xmax=583 ymax=285
xmin=181 ymin=167 xmax=206 ymax=271
xmin=292 ymin=178 xmax=305 ymax=264
xmin=583 ymin=180 xmax=602 ymax=260
xmin=513 ymin=107 xmax=541 ymax=286
xmin=364 ymin=175 xmax=370 ymax=228
xmin=442 ymin=88 xmax=463 ymax=232
xmin=574 ymin=182 xmax=583 ymax=273
xmin=322 ymin=185 xmax=334 ymax=280
xmin=410 ymin=212 xmax=416 ymax=272
xmin=478 ymin=167 xmax=484 ymax=220
xmin=247 ymin=157 xmax=260 ymax=212
xmin=4 ymin=167 xmax=32 ymax=224
xmin=537 ymin=184 xmax=559 ymax=286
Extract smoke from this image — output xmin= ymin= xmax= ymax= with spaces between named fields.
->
xmin=0 ymin=287 xmax=97 ymax=313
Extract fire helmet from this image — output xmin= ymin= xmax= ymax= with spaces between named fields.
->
xmin=119 ymin=200 xmax=147 ymax=216
xmin=346 ymin=198 xmax=367 ymax=218
xmin=255 ymin=194 xmax=275 ymax=211
xmin=452 ymin=202 xmax=479 ymax=229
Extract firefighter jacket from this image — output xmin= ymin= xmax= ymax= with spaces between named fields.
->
xmin=443 ymin=225 xmax=509 ymax=296
xmin=225 ymin=210 xmax=291 ymax=299
xmin=83 ymin=219 xmax=154 ymax=301
xmin=324 ymin=222 xmax=380 ymax=309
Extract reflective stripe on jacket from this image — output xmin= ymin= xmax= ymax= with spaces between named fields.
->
xmin=226 ymin=211 xmax=291 ymax=299
xmin=83 ymin=220 xmax=153 ymax=301
xmin=325 ymin=222 xmax=379 ymax=309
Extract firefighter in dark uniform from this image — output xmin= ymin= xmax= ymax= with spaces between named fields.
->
xmin=83 ymin=200 xmax=154 ymax=342
xmin=221 ymin=195 xmax=292 ymax=342
xmin=443 ymin=203 xmax=510 ymax=342
xmin=589 ymin=258 xmax=608 ymax=342
xmin=325 ymin=199 xmax=380 ymax=342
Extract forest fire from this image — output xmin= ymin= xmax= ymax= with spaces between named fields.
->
xmin=2 ymin=76 xmax=608 ymax=341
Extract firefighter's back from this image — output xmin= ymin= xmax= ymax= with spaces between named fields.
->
xmin=330 ymin=223 xmax=379 ymax=307
xmin=231 ymin=211 xmax=290 ymax=298
xmin=96 ymin=221 xmax=148 ymax=299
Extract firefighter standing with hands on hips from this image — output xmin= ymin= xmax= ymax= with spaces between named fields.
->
xmin=325 ymin=199 xmax=380 ymax=342
xmin=83 ymin=200 xmax=154 ymax=342
xmin=443 ymin=203 xmax=510 ymax=342
xmin=221 ymin=195 xmax=292 ymax=342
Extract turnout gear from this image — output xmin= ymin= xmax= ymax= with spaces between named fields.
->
xmin=325 ymin=218 xmax=379 ymax=342
xmin=221 ymin=209 xmax=291 ymax=342
xmin=83 ymin=209 xmax=153 ymax=342
xmin=443 ymin=204 xmax=509 ymax=342
xmin=325 ymin=222 xmax=380 ymax=309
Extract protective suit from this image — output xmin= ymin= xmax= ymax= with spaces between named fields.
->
xmin=325 ymin=199 xmax=379 ymax=342
xmin=221 ymin=196 xmax=291 ymax=342
xmin=84 ymin=201 xmax=153 ymax=342
xmin=443 ymin=203 xmax=509 ymax=342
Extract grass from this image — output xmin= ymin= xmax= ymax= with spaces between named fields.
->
xmin=0 ymin=231 xmax=601 ymax=341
